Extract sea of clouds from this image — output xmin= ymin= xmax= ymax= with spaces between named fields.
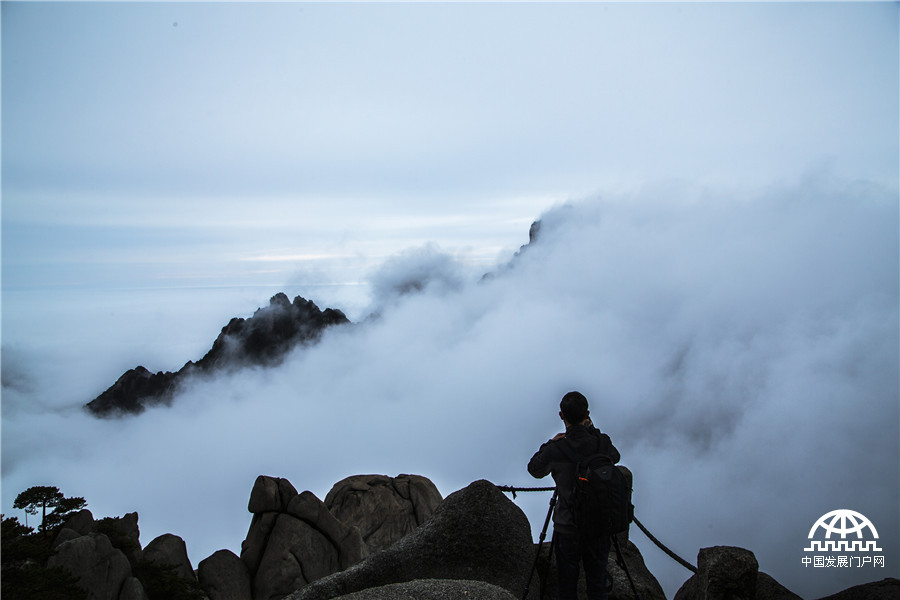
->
xmin=2 ymin=178 xmax=898 ymax=599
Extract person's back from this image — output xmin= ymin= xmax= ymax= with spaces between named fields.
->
xmin=528 ymin=391 xmax=620 ymax=600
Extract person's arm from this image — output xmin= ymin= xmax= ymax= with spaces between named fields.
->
xmin=527 ymin=444 xmax=551 ymax=479
xmin=528 ymin=432 xmax=564 ymax=479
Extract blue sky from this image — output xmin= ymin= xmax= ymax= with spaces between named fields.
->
xmin=1 ymin=3 xmax=898 ymax=599
xmin=3 ymin=1 xmax=897 ymax=297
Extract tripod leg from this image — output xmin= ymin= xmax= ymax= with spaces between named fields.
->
xmin=612 ymin=534 xmax=641 ymax=600
xmin=523 ymin=489 xmax=558 ymax=600
xmin=542 ymin=530 xmax=555 ymax=599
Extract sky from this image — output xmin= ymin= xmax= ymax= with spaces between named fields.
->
xmin=1 ymin=2 xmax=898 ymax=599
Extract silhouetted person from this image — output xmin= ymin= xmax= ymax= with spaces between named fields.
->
xmin=528 ymin=391 xmax=621 ymax=600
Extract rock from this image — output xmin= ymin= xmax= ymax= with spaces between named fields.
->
xmin=606 ymin=535 xmax=667 ymax=600
xmin=241 ymin=512 xmax=279 ymax=575
xmin=118 ymin=577 xmax=150 ymax=600
xmin=674 ymin=546 xmax=787 ymax=600
xmin=285 ymin=491 xmax=368 ymax=571
xmin=529 ymin=534 xmax=665 ymax=600
xmin=64 ymin=509 xmax=95 ymax=535
xmin=240 ymin=476 xmax=368 ymax=600
xmin=675 ymin=574 xmax=700 ymax=600
xmin=324 ymin=474 xmax=442 ymax=553
xmin=95 ymin=512 xmax=142 ymax=565
xmin=53 ymin=527 xmax=84 ymax=549
xmin=697 ymin=546 xmax=758 ymax=600
xmin=48 ymin=533 xmax=132 ymax=600
xmin=85 ymin=294 xmax=350 ymax=417
xmin=143 ymin=533 xmax=195 ymax=581
xmin=245 ymin=491 xmax=369 ymax=600
xmin=815 ymin=577 xmax=900 ymax=600
xmin=676 ymin=568 xmax=803 ymax=600
xmin=85 ymin=366 xmax=179 ymax=416
xmin=253 ymin=513 xmax=340 ymax=600
xmin=756 ymin=572 xmax=802 ymax=600
xmin=200 ymin=294 xmax=348 ymax=368
xmin=287 ymin=480 xmax=534 ymax=600
xmin=249 ymin=475 xmax=299 ymax=514
xmin=334 ymin=579 xmax=518 ymax=600
xmin=198 ymin=549 xmax=252 ymax=600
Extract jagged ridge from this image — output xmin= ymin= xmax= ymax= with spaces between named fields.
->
xmin=84 ymin=293 xmax=349 ymax=417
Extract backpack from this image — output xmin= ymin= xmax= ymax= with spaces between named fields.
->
xmin=559 ymin=441 xmax=633 ymax=537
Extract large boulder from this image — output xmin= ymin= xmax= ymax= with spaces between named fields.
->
xmin=756 ymin=572 xmax=803 ymax=600
xmin=143 ymin=533 xmax=195 ymax=582
xmin=815 ymin=578 xmax=900 ymax=600
xmin=48 ymin=533 xmax=132 ymax=600
xmin=198 ymin=549 xmax=252 ymax=600
xmin=53 ymin=509 xmax=98 ymax=549
xmin=605 ymin=536 xmax=666 ymax=600
xmin=118 ymin=577 xmax=150 ymax=600
xmin=242 ymin=512 xmax=279 ymax=576
xmin=249 ymin=476 xmax=299 ymax=514
xmin=94 ymin=512 xmax=143 ymax=565
xmin=287 ymin=480 xmax=534 ymax=600
xmin=64 ymin=509 xmax=96 ymax=536
xmin=241 ymin=476 xmax=369 ymax=600
xmin=334 ymin=579 xmax=518 ymax=599
xmin=53 ymin=527 xmax=84 ymax=548
xmin=674 ymin=546 xmax=801 ymax=600
xmin=698 ymin=546 xmax=758 ymax=600
xmin=324 ymin=474 xmax=442 ymax=553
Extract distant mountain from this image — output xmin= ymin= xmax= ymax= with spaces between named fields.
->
xmin=85 ymin=219 xmax=547 ymax=418
xmin=84 ymin=293 xmax=349 ymax=417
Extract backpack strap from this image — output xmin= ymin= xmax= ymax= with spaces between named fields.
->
xmin=557 ymin=435 xmax=611 ymax=466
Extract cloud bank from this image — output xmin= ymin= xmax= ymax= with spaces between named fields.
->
xmin=2 ymin=178 xmax=897 ymax=599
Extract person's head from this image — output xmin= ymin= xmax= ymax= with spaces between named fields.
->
xmin=559 ymin=391 xmax=589 ymax=426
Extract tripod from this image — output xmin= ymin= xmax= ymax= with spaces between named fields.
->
xmin=521 ymin=494 xmax=642 ymax=600
xmin=522 ymin=488 xmax=558 ymax=600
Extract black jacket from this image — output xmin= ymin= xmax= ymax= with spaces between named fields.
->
xmin=527 ymin=424 xmax=620 ymax=534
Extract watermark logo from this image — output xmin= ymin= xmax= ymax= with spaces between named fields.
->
xmin=802 ymin=509 xmax=885 ymax=568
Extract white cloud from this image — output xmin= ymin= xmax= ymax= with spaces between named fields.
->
xmin=2 ymin=177 xmax=896 ymax=599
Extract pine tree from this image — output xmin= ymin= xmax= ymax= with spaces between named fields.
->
xmin=13 ymin=486 xmax=86 ymax=533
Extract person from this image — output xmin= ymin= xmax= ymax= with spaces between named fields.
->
xmin=527 ymin=391 xmax=621 ymax=600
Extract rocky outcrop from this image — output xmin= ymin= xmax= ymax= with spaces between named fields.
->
xmin=48 ymin=533 xmax=133 ymax=600
xmin=198 ymin=549 xmax=253 ymax=600
xmin=143 ymin=533 xmax=196 ymax=582
xmin=607 ymin=536 xmax=666 ymax=600
xmin=85 ymin=366 xmax=179 ymax=416
xmin=240 ymin=476 xmax=369 ymax=600
xmin=63 ymin=508 xmax=96 ymax=536
xmin=53 ymin=509 xmax=98 ymax=549
xmin=756 ymin=572 xmax=803 ymax=600
xmin=85 ymin=293 xmax=349 ymax=417
xmin=96 ymin=512 xmax=143 ymax=565
xmin=118 ymin=577 xmax=151 ymax=600
xmin=44 ymin=511 xmax=201 ymax=600
xmin=698 ymin=545 xmax=758 ymax=600
xmin=324 ymin=474 xmax=442 ymax=553
xmin=21 ymin=474 xmax=891 ymax=600
xmin=674 ymin=546 xmax=802 ymax=600
xmin=287 ymin=480 xmax=534 ymax=600
xmin=334 ymin=579 xmax=518 ymax=599
xmin=815 ymin=578 xmax=900 ymax=600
